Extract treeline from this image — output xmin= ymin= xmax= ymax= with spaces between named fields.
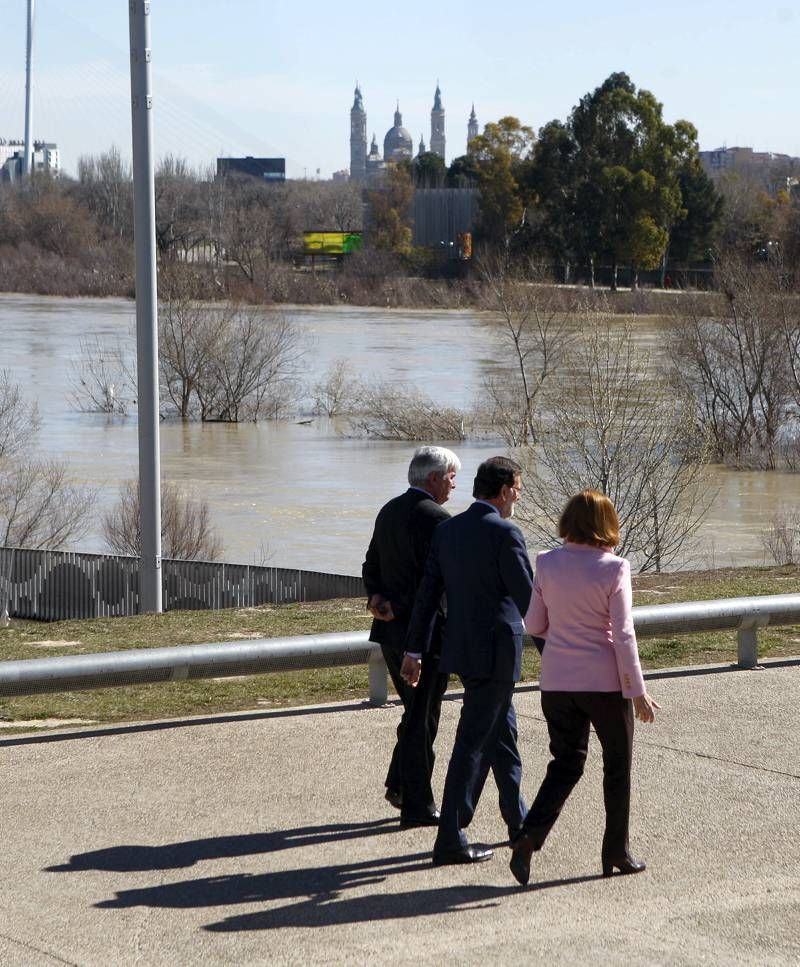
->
xmin=2 ymin=72 xmax=799 ymax=304
xmin=396 ymin=72 xmax=800 ymax=287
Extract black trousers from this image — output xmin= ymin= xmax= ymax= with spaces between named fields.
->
xmin=434 ymin=677 xmax=526 ymax=854
xmin=382 ymin=643 xmax=448 ymax=811
xmin=522 ymin=691 xmax=634 ymax=859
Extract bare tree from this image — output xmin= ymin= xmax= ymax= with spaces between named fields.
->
xmin=217 ymin=177 xmax=295 ymax=285
xmin=478 ymin=256 xmax=573 ymax=446
xmin=348 ymin=381 xmax=466 ymax=441
xmin=158 ymin=271 xmax=225 ymax=418
xmin=311 ymin=358 xmax=359 ymax=416
xmin=669 ymin=257 xmax=792 ymax=469
xmin=154 ymin=155 xmax=207 ymax=262
xmin=75 ymin=146 xmax=132 ymax=240
xmin=103 ymin=479 xmax=222 ymax=561
xmin=761 ymin=510 xmax=800 ymax=566
xmin=518 ymin=319 xmax=714 ymax=573
xmin=0 ymin=372 xmax=39 ymax=461
xmin=0 ymin=372 xmax=95 ymax=548
xmin=196 ymin=306 xmax=304 ymax=422
xmin=70 ymin=335 xmax=135 ymax=415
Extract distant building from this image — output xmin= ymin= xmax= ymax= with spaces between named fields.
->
xmin=348 ymin=85 xmax=477 ymax=182
xmin=413 ymin=188 xmax=479 ymax=256
xmin=430 ymin=84 xmax=445 ymax=160
xmin=216 ymin=156 xmax=286 ymax=182
xmin=0 ymin=139 xmax=60 ymax=182
xmin=699 ymin=146 xmax=800 ymax=195
xmin=467 ymin=105 xmax=479 ymax=153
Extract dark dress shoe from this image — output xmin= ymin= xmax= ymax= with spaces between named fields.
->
xmin=509 ymin=832 xmax=536 ymax=886
xmin=602 ymin=853 xmax=647 ymax=877
xmin=432 ymin=844 xmax=493 ymax=866
xmin=384 ymin=788 xmax=403 ymax=810
xmin=400 ymin=809 xmax=440 ymax=829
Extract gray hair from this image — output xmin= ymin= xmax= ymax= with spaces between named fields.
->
xmin=407 ymin=445 xmax=462 ymax=486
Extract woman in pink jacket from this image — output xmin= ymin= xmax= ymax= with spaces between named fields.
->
xmin=510 ymin=489 xmax=660 ymax=886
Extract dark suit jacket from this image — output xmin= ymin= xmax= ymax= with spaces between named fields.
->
xmin=407 ymin=501 xmax=534 ymax=682
xmin=362 ymin=487 xmax=450 ymax=651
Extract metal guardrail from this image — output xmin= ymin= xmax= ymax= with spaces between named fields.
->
xmin=1 ymin=593 xmax=799 ymax=707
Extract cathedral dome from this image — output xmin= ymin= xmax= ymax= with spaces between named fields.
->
xmin=383 ymin=105 xmax=413 ymax=162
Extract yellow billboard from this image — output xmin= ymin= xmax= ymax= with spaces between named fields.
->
xmin=303 ymin=231 xmax=363 ymax=255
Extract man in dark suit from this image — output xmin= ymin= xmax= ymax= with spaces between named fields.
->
xmin=362 ymin=445 xmax=461 ymax=827
xmin=403 ymin=456 xmax=542 ymax=865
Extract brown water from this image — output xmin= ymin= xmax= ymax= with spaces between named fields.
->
xmin=1 ymin=293 xmax=795 ymax=574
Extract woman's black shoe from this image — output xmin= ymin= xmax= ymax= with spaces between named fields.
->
xmin=509 ymin=832 xmax=536 ymax=885
xmin=601 ymin=853 xmax=646 ymax=877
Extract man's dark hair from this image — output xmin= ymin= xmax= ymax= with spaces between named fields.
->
xmin=473 ymin=456 xmax=522 ymax=500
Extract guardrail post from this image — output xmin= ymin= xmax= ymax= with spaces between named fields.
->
xmin=737 ymin=615 xmax=768 ymax=669
xmin=368 ymin=648 xmax=388 ymax=706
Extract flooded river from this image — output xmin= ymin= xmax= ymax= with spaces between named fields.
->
xmin=1 ymin=293 xmax=795 ymax=574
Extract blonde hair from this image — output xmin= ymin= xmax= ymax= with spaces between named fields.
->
xmin=558 ymin=489 xmax=620 ymax=548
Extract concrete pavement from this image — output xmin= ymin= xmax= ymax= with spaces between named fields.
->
xmin=1 ymin=661 xmax=799 ymax=965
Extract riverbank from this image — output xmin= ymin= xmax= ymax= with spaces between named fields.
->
xmin=0 ymin=253 xmax=722 ymax=315
xmin=0 ymin=564 xmax=797 ymax=732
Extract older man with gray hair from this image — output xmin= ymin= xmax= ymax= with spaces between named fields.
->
xmin=363 ymin=445 xmax=461 ymax=828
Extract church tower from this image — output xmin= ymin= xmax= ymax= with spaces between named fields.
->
xmin=430 ymin=83 xmax=445 ymax=161
xmin=350 ymin=84 xmax=367 ymax=182
xmin=467 ymin=104 xmax=479 ymax=153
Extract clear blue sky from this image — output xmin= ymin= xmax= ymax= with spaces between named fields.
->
xmin=0 ymin=0 xmax=797 ymax=179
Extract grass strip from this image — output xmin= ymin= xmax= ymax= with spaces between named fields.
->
xmin=1 ymin=565 xmax=799 ymax=732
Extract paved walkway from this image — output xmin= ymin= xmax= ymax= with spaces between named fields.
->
xmin=1 ymin=661 xmax=799 ymax=965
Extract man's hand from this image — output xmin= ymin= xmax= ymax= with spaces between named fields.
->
xmin=400 ymin=654 xmax=422 ymax=687
xmin=367 ymin=594 xmax=395 ymax=622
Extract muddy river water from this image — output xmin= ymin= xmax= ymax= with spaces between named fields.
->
xmin=2 ymin=293 xmax=795 ymax=574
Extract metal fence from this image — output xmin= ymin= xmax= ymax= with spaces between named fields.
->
xmin=0 ymin=592 xmax=798 ymax=707
xmin=0 ymin=546 xmax=363 ymax=621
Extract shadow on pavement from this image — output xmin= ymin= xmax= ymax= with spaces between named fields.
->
xmin=45 ymin=818 xmax=399 ymax=873
xmin=203 ymin=876 xmax=602 ymax=932
xmin=91 ymin=846 xmax=601 ymax=930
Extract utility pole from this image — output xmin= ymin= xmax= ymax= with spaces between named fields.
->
xmin=23 ymin=0 xmax=34 ymax=176
xmin=128 ymin=1 xmax=162 ymax=613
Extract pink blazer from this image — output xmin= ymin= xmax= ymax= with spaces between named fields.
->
xmin=525 ymin=542 xmax=645 ymax=698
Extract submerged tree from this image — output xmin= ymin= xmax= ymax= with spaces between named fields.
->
xmin=478 ymin=256 xmax=573 ymax=446
xmin=518 ymin=320 xmax=713 ymax=573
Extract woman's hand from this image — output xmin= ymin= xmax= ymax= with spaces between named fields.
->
xmin=632 ymin=691 xmax=661 ymax=724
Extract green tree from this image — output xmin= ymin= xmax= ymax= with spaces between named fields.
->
xmin=669 ymin=156 xmax=723 ymax=264
xmin=555 ymin=73 xmax=716 ymax=289
xmin=365 ymin=166 xmax=414 ymax=255
xmin=468 ymin=116 xmax=535 ymax=248
xmin=412 ymin=152 xmax=447 ymax=188
xmin=524 ymin=120 xmax=579 ymax=278
xmin=446 ymin=154 xmax=480 ymax=188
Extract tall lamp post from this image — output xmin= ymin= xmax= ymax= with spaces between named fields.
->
xmin=23 ymin=0 xmax=34 ymax=176
xmin=128 ymin=1 xmax=162 ymax=613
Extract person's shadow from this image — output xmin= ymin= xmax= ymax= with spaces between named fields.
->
xmin=45 ymin=818 xmax=398 ymax=873
xmin=93 ymin=848 xmax=601 ymax=931
xmin=49 ymin=818 xmax=603 ymax=932
xmin=203 ymin=877 xmax=601 ymax=932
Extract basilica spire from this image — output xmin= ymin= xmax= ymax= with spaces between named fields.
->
xmin=467 ymin=103 xmax=479 ymax=153
xmin=430 ymin=82 xmax=445 ymax=161
xmin=350 ymin=82 xmax=367 ymax=182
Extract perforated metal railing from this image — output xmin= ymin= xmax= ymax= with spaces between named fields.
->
xmin=1 ymin=593 xmax=798 ymax=707
xmin=0 ymin=546 xmax=364 ymax=620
